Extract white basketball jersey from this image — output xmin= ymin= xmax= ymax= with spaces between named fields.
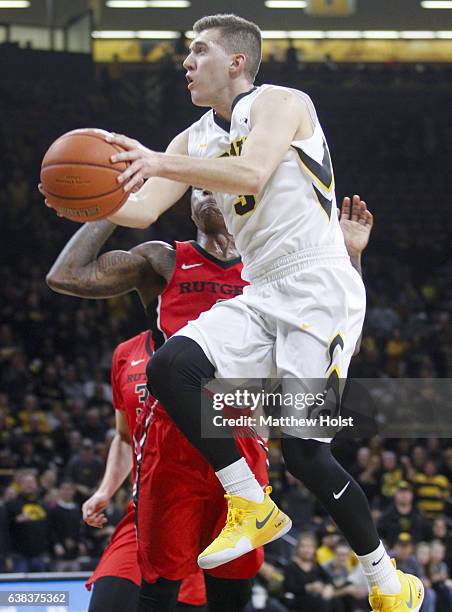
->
xmin=187 ymin=84 xmax=348 ymax=281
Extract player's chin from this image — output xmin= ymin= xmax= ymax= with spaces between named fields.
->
xmin=190 ymin=90 xmax=210 ymax=107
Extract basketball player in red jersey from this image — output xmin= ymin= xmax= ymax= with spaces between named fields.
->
xmin=47 ymin=187 xmax=266 ymax=612
xmin=82 ymin=331 xmax=206 ymax=611
xmin=47 ymin=191 xmax=373 ymax=612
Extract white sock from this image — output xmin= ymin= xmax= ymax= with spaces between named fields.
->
xmin=215 ymin=458 xmax=265 ymax=503
xmin=357 ymin=541 xmax=401 ymax=595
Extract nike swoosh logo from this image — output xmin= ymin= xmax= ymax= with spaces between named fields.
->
xmin=406 ymin=584 xmax=413 ymax=608
xmin=372 ymin=552 xmax=385 ymax=566
xmin=256 ymin=507 xmax=275 ymax=529
xmin=333 ymin=481 xmax=350 ymax=500
xmin=131 ymin=359 xmax=145 ymax=366
xmin=181 ymin=263 xmax=203 ymax=270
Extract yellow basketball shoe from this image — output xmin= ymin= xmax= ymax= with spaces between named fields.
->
xmin=198 ymin=486 xmax=292 ymax=570
xmin=369 ymin=560 xmax=424 ymax=611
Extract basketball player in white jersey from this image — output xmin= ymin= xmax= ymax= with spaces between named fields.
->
xmin=83 ymin=14 xmax=420 ymax=612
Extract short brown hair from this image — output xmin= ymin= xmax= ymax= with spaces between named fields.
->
xmin=193 ymin=14 xmax=262 ymax=82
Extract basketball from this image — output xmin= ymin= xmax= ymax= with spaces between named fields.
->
xmin=40 ymin=128 xmax=129 ymax=222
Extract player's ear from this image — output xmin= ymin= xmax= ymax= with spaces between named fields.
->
xmin=230 ymin=53 xmax=246 ymax=74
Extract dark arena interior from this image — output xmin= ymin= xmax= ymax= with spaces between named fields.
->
xmin=0 ymin=1 xmax=451 ymax=611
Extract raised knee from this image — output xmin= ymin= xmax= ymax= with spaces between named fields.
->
xmin=146 ymin=342 xmax=174 ymax=398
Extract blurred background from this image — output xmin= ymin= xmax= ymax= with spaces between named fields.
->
xmin=0 ymin=1 xmax=451 ymax=610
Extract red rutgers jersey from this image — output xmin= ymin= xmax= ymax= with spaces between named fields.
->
xmin=147 ymin=240 xmax=246 ymax=347
xmin=111 ymin=330 xmax=154 ymax=480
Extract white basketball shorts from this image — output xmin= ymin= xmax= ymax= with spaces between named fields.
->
xmin=175 ymin=246 xmax=366 ymax=441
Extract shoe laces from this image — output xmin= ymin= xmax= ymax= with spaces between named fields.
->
xmin=222 ymin=496 xmax=247 ymax=542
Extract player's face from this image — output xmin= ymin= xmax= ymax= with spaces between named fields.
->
xmin=191 ymin=188 xmax=228 ymax=234
xmin=183 ymin=29 xmax=233 ymax=107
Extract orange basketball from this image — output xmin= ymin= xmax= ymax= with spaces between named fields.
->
xmin=40 ymin=128 xmax=129 ymax=222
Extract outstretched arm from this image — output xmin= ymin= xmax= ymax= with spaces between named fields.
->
xmin=82 ymin=410 xmax=132 ymax=528
xmin=339 ymin=194 xmax=374 ymax=355
xmin=46 ymin=219 xmax=173 ymax=306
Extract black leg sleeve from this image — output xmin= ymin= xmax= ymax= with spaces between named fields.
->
xmin=281 ymin=437 xmax=380 ymax=556
xmin=137 ymin=578 xmax=181 ymax=612
xmin=204 ymin=574 xmax=252 ymax=612
xmin=147 ymin=336 xmax=241 ymax=471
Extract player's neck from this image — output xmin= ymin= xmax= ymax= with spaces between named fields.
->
xmin=197 ymin=232 xmax=239 ymax=261
xmin=212 ymin=81 xmax=254 ymax=121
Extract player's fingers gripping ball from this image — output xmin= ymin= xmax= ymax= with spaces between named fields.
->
xmin=40 ymin=128 xmax=131 ymax=222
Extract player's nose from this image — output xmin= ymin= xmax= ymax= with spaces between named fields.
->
xmin=182 ymin=53 xmax=194 ymax=71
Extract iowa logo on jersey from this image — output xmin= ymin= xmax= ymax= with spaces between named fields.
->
xmin=220 ymin=136 xmax=247 ymax=159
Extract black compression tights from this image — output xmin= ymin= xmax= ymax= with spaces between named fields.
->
xmin=147 ymin=336 xmax=241 ymax=471
xmin=281 ymin=436 xmax=380 ymax=555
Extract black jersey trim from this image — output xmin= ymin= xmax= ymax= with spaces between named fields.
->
xmin=232 ymin=86 xmax=257 ymax=111
xmin=213 ymin=111 xmax=231 ymax=133
xmin=213 ymin=86 xmax=257 ymax=133
xmin=189 ymin=241 xmax=242 ymax=269
xmin=146 ymin=297 xmax=166 ymax=350
xmin=144 ymin=331 xmax=154 ymax=357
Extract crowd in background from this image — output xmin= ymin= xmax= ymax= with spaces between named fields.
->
xmin=0 ymin=46 xmax=451 ymax=611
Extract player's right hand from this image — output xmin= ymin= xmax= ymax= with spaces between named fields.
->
xmin=82 ymin=491 xmax=111 ymax=528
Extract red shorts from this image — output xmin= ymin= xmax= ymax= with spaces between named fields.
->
xmin=86 ymin=500 xmax=206 ymax=606
xmin=135 ymin=402 xmax=268 ymax=583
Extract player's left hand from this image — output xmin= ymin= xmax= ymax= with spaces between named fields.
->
xmin=339 ymin=194 xmax=373 ymax=257
xmin=82 ymin=491 xmax=110 ymax=528
xmin=106 ymin=133 xmax=160 ymax=193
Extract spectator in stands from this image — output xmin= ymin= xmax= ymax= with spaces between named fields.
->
xmin=317 ymin=523 xmax=341 ymax=567
xmin=33 ymin=364 xmax=66 ymax=409
xmin=83 ymin=369 xmax=112 ymax=404
xmin=378 ymin=480 xmax=431 ymax=548
xmin=323 ymin=541 xmax=367 ymax=611
xmin=379 ymin=451 xmax=403 ymax=508
xmin=6 ymin=472 xmax=49 ymax=572
xmin=64 ymin=438 xmax=104 ymax=502
xmin=390 ymin=533 xmax=422 ymax=578
xmin=62 ymin=365 xmax=86 ymax=401
xmin=410 ymin=445 xmax=428 ymax=473
xmin=39 ymin=467 xmax=59 ymax=504
xmin=80 ymin=408 xmax=106 ymax=443
xmin=431 ymin=516 xmax=452 ymax=574
xmin=414 ymin=542 xmax=437 ymax=612
xmin=17 ymin=393 xmax=50 ymax=434
xmin=282 ymin=532 xmax=333 ymax=611
xmin=413 ymin=458 xmax=450 ymax=519
xmin=350 ymin=446 xmax=381 ymax=505
xmin=428 ymin=540 xmax=452 ymax=609
xmin=48 ymin=481 xmax=83 ymax=571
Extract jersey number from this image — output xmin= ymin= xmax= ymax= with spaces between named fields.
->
xmin=221 ymin=137 xmax=257 ymax=217
xmin=233 ymin=194 xmax=256 ymax=216
xmin=135 ymin=383 xmax=148 ymax=414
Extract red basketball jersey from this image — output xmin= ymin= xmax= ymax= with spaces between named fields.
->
xmin=111 ymin=330 xmax=154 ymax=480
xmin=147 ymin=240 xmax=246 ymax=347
